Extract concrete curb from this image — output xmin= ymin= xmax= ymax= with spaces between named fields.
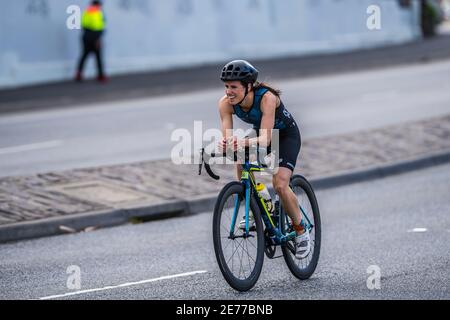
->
xmin=310 ymin=150 xmax=450 ymax=190
xmin=1 ymin=149 xmax=449 ymax=244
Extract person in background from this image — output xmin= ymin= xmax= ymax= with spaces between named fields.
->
xmin=75 ymin=0 xmax=107 ymax=83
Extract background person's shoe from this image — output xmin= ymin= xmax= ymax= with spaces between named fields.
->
xmin=74 ymin=72 xmax=83 ymax=82
xmin=97 ymin=75 xmax=108 ymax=83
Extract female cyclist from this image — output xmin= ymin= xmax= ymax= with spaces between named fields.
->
xmin=218 ymin=60 xmax=310 ymax=259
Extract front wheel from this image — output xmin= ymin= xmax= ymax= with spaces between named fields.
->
xmin=212 ymin=182 xmax=265 ymax=292
xmin=281 ymin=175 xmax=321 ymax=279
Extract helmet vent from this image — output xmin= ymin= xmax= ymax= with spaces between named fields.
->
xmin=220 ymin=60 xmax=259 ymax=83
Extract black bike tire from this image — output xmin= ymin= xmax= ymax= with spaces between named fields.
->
xmin=212 ymin=181 xmax=265 ymax=292
xmin=281 ymin=175 xmax=321 ymax=280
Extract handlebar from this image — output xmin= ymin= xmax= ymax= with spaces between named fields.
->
xmin=198 ymin=149 xmax=233 ymax=180
xmin=198 ymin=146 xmax=268 ymax=180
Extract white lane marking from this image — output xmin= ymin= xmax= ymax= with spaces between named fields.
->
xmin=0 ymin=140 xmax=63 ymax=155
xmin=407 ymin=228 xmax=428 ymax=233
xmin=37 ymin=270 xmax=207 ymax=300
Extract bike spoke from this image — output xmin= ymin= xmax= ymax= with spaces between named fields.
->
xmin=223 ymin=230 xmax=257 ymax=279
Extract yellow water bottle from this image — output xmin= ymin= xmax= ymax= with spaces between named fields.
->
xmin=256 ymin=183 xmax=273 ymax=213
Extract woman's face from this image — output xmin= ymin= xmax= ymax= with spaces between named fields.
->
xmin=224 ymin=81 xmax=246 ymax=105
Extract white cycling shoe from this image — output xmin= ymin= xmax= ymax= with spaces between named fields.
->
xmin=238 ymin=214 xmax=255 ymax=231
xmin=295 ymin=230 xmax=311 ymax=259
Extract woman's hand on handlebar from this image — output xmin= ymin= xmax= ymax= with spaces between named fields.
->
xmin=218 ymin=136 xmax=239 ymax=152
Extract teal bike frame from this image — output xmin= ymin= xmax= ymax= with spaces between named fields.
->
xmin=199 ymin=147 xmax=314 ymax=245
xmin=229 ymin=154 xmax=314 ymax=245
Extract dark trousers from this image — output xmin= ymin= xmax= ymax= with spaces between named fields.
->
xmin=77 ymin=30 xmax=104 ymax=78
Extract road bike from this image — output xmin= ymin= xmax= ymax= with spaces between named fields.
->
xmin=199 ymin=146 xmax=321 ymax=291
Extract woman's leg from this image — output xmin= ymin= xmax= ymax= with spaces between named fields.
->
xmin=272 ymin=167 xmax=304 ymax=232
xmin=272 ymin=125 xmax=303 ymax=232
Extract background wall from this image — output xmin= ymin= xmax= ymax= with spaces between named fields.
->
xmin=0 ymin=0 xmax=421 ymax=88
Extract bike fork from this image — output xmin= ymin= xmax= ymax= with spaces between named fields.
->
xmin=229 ymin=181 xmax=251 ymax=238
xmin=244 ymin=180 xmax=251 ymax=236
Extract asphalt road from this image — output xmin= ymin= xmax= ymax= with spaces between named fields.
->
xmin=0 ymin=162 xmax=448 ymax=300
xmin=0 ymin=60 xmax=449 ymax=177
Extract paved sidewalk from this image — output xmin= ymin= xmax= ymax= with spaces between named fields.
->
xmin=1 ymin=35 xmax=450 ymax=114
xmin=0 ymin=114 xmax=449 ymax=242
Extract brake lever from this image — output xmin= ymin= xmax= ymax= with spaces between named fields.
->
xmin=198 ymin=148 xmax=220 ymax=180
xmin=205 ymin=162 xmax=220 ymax=180
xmin=199 ymin=149 xmax=240 ymax=181
xmin=198 ymin=148 xmax=204 ymax=175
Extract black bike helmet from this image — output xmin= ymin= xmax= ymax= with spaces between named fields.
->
xmin=220 ymin=60 xmax=259 ymax=84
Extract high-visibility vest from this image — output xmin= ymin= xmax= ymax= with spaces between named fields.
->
xmin=81 ymin=5 xmax=105 ymax=31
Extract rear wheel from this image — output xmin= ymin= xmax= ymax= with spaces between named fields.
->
xmin=212 ymin=182 xmax=265 ymax=291
xmin=281 ymin=175 xmax=321 ymax=279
